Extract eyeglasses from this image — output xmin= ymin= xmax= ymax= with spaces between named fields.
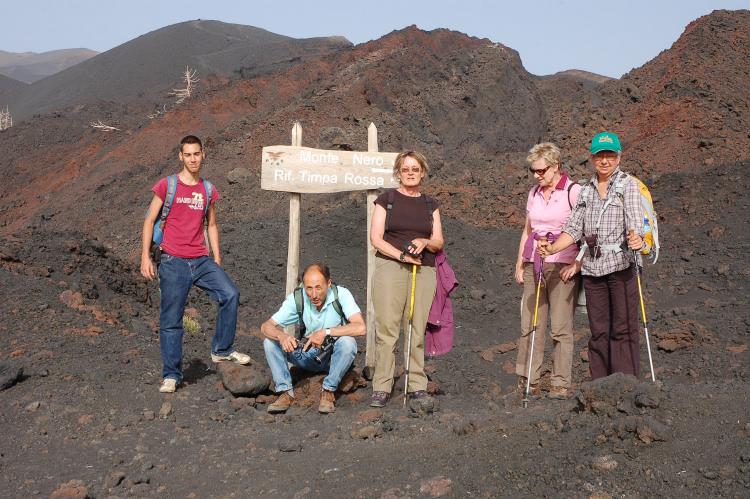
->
xmin=591 ymin=152 xmax=620 ymax=163
xmin=529 ymin=165 xmax=552 ymax=176
xmin=400 ymin=166 xmax=422 ymax=173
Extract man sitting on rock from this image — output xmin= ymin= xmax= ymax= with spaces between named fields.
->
xmin=261 ymin=263 xmax=365 ymax=414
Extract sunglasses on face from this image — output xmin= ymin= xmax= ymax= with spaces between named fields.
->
xmin=529 ymin=165 xmax=552 ymax=176
xmin=400 ymin=166 xmax=422 ymax=173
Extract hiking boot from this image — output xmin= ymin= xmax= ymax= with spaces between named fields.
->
xmin=159 ymin=378 xmax=177 ymax=393
xmin=409 ymin=390 xmax=430 ymax=400
xmin=549 ymin=386 xmax=569 ymax=399
xmin=370 ymin=391 xmax=390 ymax=408
xmin=211 ymin=351 xmax=251 ymax=365
xmin=268 ymin=392 xmax=295 ymax=413
xmin=318 ymin=390 xmax=336 ymax=414
xmin=517 ymin=377 xmax=541 ymax=396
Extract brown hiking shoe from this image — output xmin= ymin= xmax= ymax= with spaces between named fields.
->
xmin=517 ymin=376 xmax=541 ymax=396
xmin=318 ymin=390 xmax=336 ymax=414
xmin=370 ymin=391 xmax=390 ymax=407
xmin=549 ymin=386 xmax=569 ymax=399
xmin=268 ymin=392 xmax=295 ymax=413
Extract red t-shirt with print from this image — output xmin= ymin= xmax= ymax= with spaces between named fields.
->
xmin=152 ymin=176 xmax=219 ymax=258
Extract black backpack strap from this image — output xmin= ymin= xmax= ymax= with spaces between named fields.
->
xmin=294 ymin=284 xmax=306 ymax=339
xmin=330 ymin=284 xmax=349 ymax=326
xmin=567 ymin=182 xmax=575 ymax=210
xmin=384 ymin=189 xmax=395 ymax=240
xmin=424 ymin=194 xmax=434 ymax=225
xmin=202 ymin=179 xmax=213 ymax=219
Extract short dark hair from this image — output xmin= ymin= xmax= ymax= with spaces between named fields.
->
xmin=302 ymin=263 xmax=331 ymax=282
xmin=180 ymin=135 xmax=203 ymax=152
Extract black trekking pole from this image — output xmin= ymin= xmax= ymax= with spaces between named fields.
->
xmin=524 ymin=236 xmax=547 ymax=408
xmin=629 ymin=230 xmax=656 ymax=382
xmin=403 ymin=264 xmax=417 ymax=405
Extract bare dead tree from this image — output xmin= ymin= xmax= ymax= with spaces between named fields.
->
xmin=0 ymin=106 xmax=12 ymax=130
xmin=169 ymin=66 xmax=198 ymax=104
xmin=146 ymin=67 xmax=200 ymax=118
xmin=90 ymin=119 xmax=120 ymax=131
xmin=147 ymin=104 xmax=168 ymax=120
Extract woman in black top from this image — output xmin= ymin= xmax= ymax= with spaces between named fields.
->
xmin=369 ymin=151 xmax=444 ymax=407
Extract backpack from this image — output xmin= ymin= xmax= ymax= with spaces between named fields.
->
xmin=578 ymin=173 xmax=659 ymax=263
xmin=614 ymin=173 xmax=659 ymax=263
xmin=294 ymin=283 xmax=348 ymax=340
xmin=146 ymin=174 xmax=214 ymax=262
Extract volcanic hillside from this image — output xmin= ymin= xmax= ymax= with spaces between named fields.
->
xmin=1 ymin=11 xmax=749 ymax=246
xmin=0 ymin=20 xmax=352 ymax=121
xmin=0 ymin=48 xmax=99 ymax=84
xmin=0 ymin=73 xmax=28 ymax=95
xmin=594 ymin=8 xmax=750 ymax=171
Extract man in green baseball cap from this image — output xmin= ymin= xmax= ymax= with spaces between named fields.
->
xmin=589 ymin=132 xmax=622 ymax=184
xmin=590 ymin=132 xmax=621 ymax=154
xmin=537 ymin=129 xmax=645 ymax=381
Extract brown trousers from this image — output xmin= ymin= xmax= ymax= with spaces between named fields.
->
xmin=583 ymin=264 xmax=641 ymax=380
xmin=515 ymin=262 xmax=577 ymax=388
xmin=372 ymin=258 xmax=437 ymax=393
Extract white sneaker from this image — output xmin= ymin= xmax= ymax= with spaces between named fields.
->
xmin=211 ymin=351 xmax=251 ymax=365
xmin=159 ymin=378 xmax=177 ymax=393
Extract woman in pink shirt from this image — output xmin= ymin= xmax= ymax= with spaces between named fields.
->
xmin=513 ymin=142 xmax=581 ymax=399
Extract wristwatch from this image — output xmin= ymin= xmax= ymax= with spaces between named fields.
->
xmin=399 ymin=251 xmax=406 ymax=262
xmin=325 ymin=328 xmax=332 ymax=337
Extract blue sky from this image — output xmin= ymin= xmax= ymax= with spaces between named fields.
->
xmin=3 ymin=0 xmax=747 ymax=78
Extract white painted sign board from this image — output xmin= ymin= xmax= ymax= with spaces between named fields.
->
xmin=261 ymin=146 xmax=399 ymax=193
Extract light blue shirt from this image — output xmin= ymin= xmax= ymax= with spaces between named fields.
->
xmin=271 ymin=285 xmax=361 ymax=335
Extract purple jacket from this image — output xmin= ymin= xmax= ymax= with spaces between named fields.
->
xmin=426 ymin=249 xmax=459 ymax=356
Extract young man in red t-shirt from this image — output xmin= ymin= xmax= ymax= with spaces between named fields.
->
xmin=141 ymin=135 xmax=250 ymax=393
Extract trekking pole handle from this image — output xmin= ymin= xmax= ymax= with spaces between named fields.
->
xmin=628 ymin=229 xmax=639 ymax=272
xmin=628 ymin=229 xmax=644 ymax=248
xmin=539 ymin=232 xmax=552 ymax=256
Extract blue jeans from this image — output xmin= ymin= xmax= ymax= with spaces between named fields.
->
xmin=263 ymin=336 xmax=357 ymax=392
xmin=159 ymin=253 xmax=239 ymax=383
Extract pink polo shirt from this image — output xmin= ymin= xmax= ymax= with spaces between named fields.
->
xmin=524 ymin=173 xmax=581 ymax=264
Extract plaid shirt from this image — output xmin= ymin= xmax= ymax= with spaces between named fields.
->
xmin=563 ymin=168 xmax=644 ymax=277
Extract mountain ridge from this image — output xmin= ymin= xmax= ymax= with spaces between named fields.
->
xmin=0 ymin=48 xmax=98 ymax=83
xmin=0 ymin=11 xmax=748 ymax=243
xmin=0 ymin=20 xmax=352 ymax=121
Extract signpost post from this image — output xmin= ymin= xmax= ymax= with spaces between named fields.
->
xmin=261 ymin=123 xmax=399 ymax=369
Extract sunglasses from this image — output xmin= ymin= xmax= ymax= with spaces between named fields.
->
xmin=400 ymin=166 xmax=422 ymax=173
xmin=529 ymin=165 xmax=552 ymax=176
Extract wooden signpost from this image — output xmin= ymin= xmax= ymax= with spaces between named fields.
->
xmin=261 ymin=123 xmax=399 ymax=368
xmin=261 ymin=146 xmax=398 ymax=194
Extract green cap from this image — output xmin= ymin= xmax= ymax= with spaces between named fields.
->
xmin=590 ymin=132 xmax=621 ymax=154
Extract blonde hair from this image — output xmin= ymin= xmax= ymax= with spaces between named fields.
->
xmin=526 ymin=142 xmax=562 ymax=167
xmin=393 ymin=151 xmax=429 ymax=184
